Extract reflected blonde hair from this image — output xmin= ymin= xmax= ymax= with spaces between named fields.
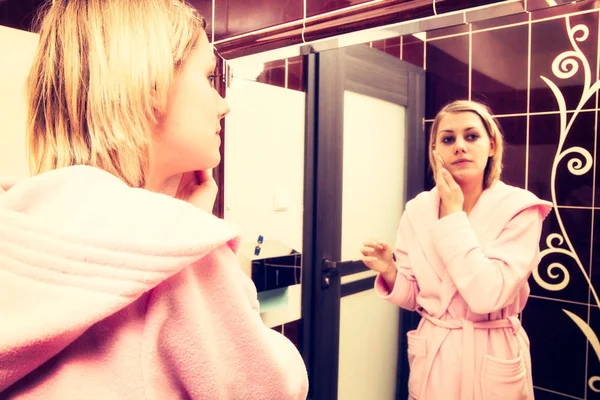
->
xmin=428 ymin=100 xmax=504 ymax=189
xmin=26 ymin=0 xmax=206 ymax=187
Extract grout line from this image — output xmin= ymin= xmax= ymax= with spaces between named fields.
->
xmin=586 ymin=9 xmax=600 ymax=399
xmin=526 ymin=13 xmax=532 ymax=191
xmin=533 ymin=386 xmax=584 ymax=400
xmin=427 ymin=23 xmax=527 ymax=41
xmin=468 ymin=23 xmax=472 ymax=101
xmin=591 ymin=8 xmax=600 ymax=295
xmin=533 ymin=6 xmax=600 ymax=25
xmin=211 ymin=0 xmax=215 ymax=44
xmin=471 ymin=21 xmax=529 ymax=35
xmin=303 ymin=0 xmax=307 ymax=43
xmin=423 ymin=109 xmax=600 ymax=122
xmin=285 ymin=58 xmax=289 ymax=89
xmin=529 ymin=295 xmax=599 ymax=308
xmin=400 ymin=35 xmax=403 ymax=60
xmin=426 ymin=31 xmax=471 ymax=42
xmin=423 ymin=34 xmax=427 ymax=70
xmin=556 ymin=206 xmax=600 ymax=210
xmin=426 ymin=7 xmax=600 ymax=43
xmin=499 ymin=110 xmax=599 ymax=117
xmin=592 ymin=6 xmax=600 ymax=280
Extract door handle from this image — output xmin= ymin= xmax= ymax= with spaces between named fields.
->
xmin=321 ymin=259 xmax=368 ymax=289
xmin=321 ymin=259 xmax=341 ymax=289
xmin=323 ymin=259 xmax=361 ymax=270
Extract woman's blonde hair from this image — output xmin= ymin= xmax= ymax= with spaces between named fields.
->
xmin=428 ymin=100 xmax=504 ymax=189
xmin=26 ymin=0 xmax=206 ymax=187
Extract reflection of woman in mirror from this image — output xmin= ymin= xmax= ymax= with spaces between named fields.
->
xmin=362 ymin=100 xmax=552 ymax=399
xmin=0 ymin=1 xmax=308 ymax=398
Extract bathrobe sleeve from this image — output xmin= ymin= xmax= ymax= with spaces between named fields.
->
xmin=429 ymin=206 xmax=544 ymax=315
xmin=375 ymin=213 xmax=420 ymax=311
xmin=142 ymin=244 xmax=309 ymax=400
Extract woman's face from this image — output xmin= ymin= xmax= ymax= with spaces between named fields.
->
xmin=434 ymin=111 xmax=495 ymax=186
xmin=150 ymin=29 xmax=230 ymax=182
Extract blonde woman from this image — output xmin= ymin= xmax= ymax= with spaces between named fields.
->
xmin=0 ymin=1 xmax=308 ymax=399
xmin=361 ymin=100 xmax=552 ymax=400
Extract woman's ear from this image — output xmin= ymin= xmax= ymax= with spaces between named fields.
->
xmin=150 ymin=88 xmax=163 ymax=113
xmin=488 ymin=138 xmax=496 ymax=157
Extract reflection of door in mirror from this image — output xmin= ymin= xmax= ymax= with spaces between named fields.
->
xmin=338 ymin=90 xmax=407 ymax=400
xmin=223 ymin=53 xmax=305 ymax=332
xmin=304 ymin=41 xmax=425 ymax=400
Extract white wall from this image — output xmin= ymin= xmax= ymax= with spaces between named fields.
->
xmin=224 ymin=76 xmax=305 ymax=328
xmin=0 ymin=25 xmax=38 ymax=177
xmin=224 ymin=78 xmax=305 ymax=252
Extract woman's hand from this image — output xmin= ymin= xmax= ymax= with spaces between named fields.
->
xmin=361 ymin=240 xmax=397 ymax=290
xmin=434 ymin=151 xmax=464 ymax=217
xmin=175 ymin=169 xmax=218 ymax=213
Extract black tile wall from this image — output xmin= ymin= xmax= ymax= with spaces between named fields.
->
xmin=425 ymin=35 xmax=469 ymax=119
xmin=402 ymin=35 xmax=424 ymax=69
xmin=523 ymin=298 xmax=588 ymax=399
xmin=471 ymin=24 xmax=529 ymax=115
xmin=530 ymin=11 xmax=599 ymax=113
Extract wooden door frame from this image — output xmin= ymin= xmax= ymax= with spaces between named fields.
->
xmin=301 ymin=44 xmax=426 ymax=400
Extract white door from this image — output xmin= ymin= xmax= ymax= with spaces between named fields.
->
xmin=303 ymin=43 xmax=426 ymax=400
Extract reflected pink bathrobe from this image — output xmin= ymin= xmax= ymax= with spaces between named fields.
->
xmin=375 ymin=181 xmax=552 ymax=400
xmin=0 ymin=166 xmax=308 ymax=399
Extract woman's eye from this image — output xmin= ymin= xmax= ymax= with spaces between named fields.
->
xmin=467 ymin=134 xmax=479 ymax=141
xmin=208 ymin=74 xmax=217 ymax=87
xmin=441 ymin=137 xmax=453 ymax=144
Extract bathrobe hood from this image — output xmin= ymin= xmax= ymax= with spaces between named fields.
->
xmin=0 ymin=165 xmax=241 ymax=392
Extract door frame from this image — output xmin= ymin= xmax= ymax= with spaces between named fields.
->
xmin=300 ymin=44 xmax=426 ymax=399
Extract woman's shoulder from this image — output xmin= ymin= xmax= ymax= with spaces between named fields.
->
xmin=0 ymin=165 xmax=241 ymax=255
xmin=407 ymin=187 xmax=437 ymax=206
xmin=404 ymin=187 xmax=439 ymax=215
xmin=401 ymin=188 xmax=440 ymax=229
xmin=491 ymin=181 xmax=551 ymax=205
xmin=483 ymin=181 xmax=553 ymax=220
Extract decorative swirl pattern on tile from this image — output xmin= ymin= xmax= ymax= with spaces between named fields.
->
xmin=534 ymin=16 xmax=600 ymax=392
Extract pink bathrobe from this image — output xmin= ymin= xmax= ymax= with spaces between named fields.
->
xmin=375 ymin=181 xmax=552 ymax=400
xmin=0 ymin=166 xmax=308 ymax=399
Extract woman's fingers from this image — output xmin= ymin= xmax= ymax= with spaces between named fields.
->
xmin=362 ymin=255 xmax=391 ymax=273
xmin=433 ymin=150 xmax=446 ymax=169
xmin=361 ymin=246 xmax=375 ymax=255
xmin=361 ymin=240 xmax=392 ymax=272
xmin=437 ymin=171 xmax=450 ymax=194
xmin=363 ymin=240 xmax=389 ymax=248
xmin=363 ymin=240 xmax=379 ymax=247
xmin=362 ymin=242 xmax=390 ymax=255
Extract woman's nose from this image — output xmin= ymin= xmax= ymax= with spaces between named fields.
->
xmin=218 ymin=96 xmax=230 ymax=120
xmin=454 ymin=139 xmax=467 ymax=153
